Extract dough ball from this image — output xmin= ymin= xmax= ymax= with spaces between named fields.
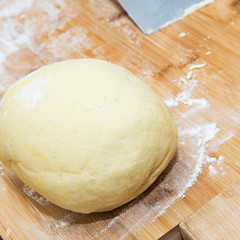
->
xmin=0 ymin=59 xmax=177 ymax=213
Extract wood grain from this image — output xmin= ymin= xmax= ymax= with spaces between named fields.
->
xmin=0 ymin=0 xmax=240 ymax=239
xmin=180 ymin=178 xmax=240 ymax=240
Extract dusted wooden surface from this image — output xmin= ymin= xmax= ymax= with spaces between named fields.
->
xmin=180 ymin=178 xmax=240 ymax=240
xmin=0 ymin=0 xmax=240 ymax=239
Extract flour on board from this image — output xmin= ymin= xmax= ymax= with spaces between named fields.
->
xmin=23 ymin=184 xmax=51 ymax=206
xmin=6 ymin=227 xmax=11 ymax=237
xmin=90 ymin=0 xmax=141 ymax=45
xmin=179 ymin=32 xmax=186 ymax=37
xmin=55 ymin=212 xmax=82 ymax=228
xmin=0 ymin=0 xmax=107 ymax=96
xmin=188 ymin=62 xmax=207 ymax=70
xmin=165 ymin=71 xmax=210 ymax=117
xmin=208 ymin=165 xmax=218 ymax=175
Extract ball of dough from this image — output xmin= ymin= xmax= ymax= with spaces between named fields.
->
xmin=0 ymin=59 xmax=177 ymax=213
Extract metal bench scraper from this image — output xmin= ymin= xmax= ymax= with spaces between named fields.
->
xmin=118 ymin=0 xmax=215 ymax=34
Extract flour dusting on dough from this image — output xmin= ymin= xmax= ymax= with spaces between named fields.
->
xmin=86 ymin=103 xmax=102 ymax=112
xmin=1 ymin=111 xmax=8 ymax=121
xmin=18 ymin=76 xmax=50 ymax=109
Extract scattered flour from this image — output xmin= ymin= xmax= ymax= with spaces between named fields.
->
xmin=206 ymin=156 xmax=217 ymax=163
xmin=207 ymin=156 xmax=225 ymax=175
xmin=90 ymin=216 xmax=121 ymax=239
xmin=6 ymin=227 xmax=11 ymax=237
xmin=179 ymin=32 xmax=186 ymax=37
xmin=86 ymin=103 xmax=102 ymax=112
xmin=23 ymin=184 xmax=51 ymax=206
xmin=217 ymin=156 xmax=224 ymax=165
xmin=208 ymin=165 xmax=217 ymax=175
xmin=0 ymin=0 xmax=33 ymax=18
xmin=203 ymin=36 xmax=211 ymax=41
xmin=19 ymin=75 xmax=51 ymax=109
xmin=142 ymin=69 xmax=153 ymax=78
xmin=164 ymin=98 xmax=178 ymax=107
xmin=208 ymin=132 xmax=234 ymax=153
xmin=188 ymin=63 xmax=207 ymax=70
xmin=1 ymin=111 xmax=8 ymax=121
xmin=90 ymin=0 xmax=141 ymax=45
xmin=0 ymin=0 xmax=107 ymax=95
xmin=186 ymin=70 xmax=193 ymax=80
xmin=165 ymin=70 xmax=209 ymax=117
xmin=55 ymin=212 xmax=81 ymax=228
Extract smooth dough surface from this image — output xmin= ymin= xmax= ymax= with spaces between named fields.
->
xmin=0 ymin=59 xmax=177 ymax=213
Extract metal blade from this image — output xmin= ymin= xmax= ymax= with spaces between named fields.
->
xmin=118 ymin=0 xmax=215 ymax=34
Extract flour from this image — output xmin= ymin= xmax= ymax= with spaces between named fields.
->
xmin=55 ymin=212 xmax=81 ymax=228
xmin=91 ymin=216 xmax=120 ymax=239
xmin=6 ymin=227 xmax=11 ymax=237
xmin=217 ymin=156 xmax=224 ymax=165
xmin=1 ymin=111 xmax=8 ymax=121
xmin=142 ymin=69 xmax=153 ymax=78
xmin=203 ymin=36 xmax=211 ymax=41
xmin=165 ymin=71 xmax=210 ymax=117
xmin=0 ymin=0 xmax=33 ymax=18
xmin=188 ymin=63 xmax=207 ymax=70
xmin=232 ymin=116 xmax=239 ymax=124
xmin=0 ymin=18 xmax=31 ymax=81
xmin=47 ymin=27 xmax=95 ymax=59
xmin=18 ymin=75 xmax=51 ymax=109
xmin=208 ymin=165 xmax=217 ymax=175
xmin=207 ymin=156 xmax=224 ymax=175
xmin=208 ymin=132 xmax=234 ymax=151
xmin=164 ymin=98 xmax=178 ymax=107
xmin=90 ymin=0 xmax=141 ymax=45
xmin=186 ymin=70 xmax=193 ymax=80
xmin=23 ymin=184 xmax=51 ymax=206
xmin=206 ymin=156 xmax=217 ymax=163
xmin=0 ymin=0 xmax=105 ymax=96
xmin=85 ymin=103 xmax=102 ymax=112
xmin=179 ymin=32 xmax=186 ymax=37
xmin=179 ymin=123 xmax=219 ymax=146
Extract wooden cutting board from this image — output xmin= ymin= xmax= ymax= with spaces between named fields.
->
xmin=180 ymin=178 xmax=240 ymax=240
xmin=0 ymin=0 xmax=240 ymax=239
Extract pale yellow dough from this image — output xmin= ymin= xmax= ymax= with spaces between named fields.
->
xmin=0 ymin=59 xmax=177 ymax=213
